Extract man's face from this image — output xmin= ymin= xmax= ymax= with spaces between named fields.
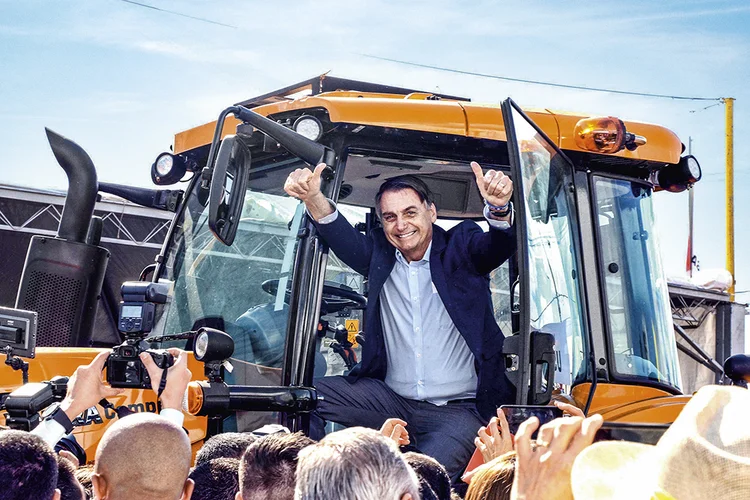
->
xmin=378 ymin=188 xmax=436 ymax=262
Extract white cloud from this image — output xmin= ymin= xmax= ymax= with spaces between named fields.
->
xmin=133 ymin=40 xmax=260 ymax=64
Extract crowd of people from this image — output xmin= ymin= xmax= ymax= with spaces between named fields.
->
xmin=2 ymin=347 xmax=750 ymax=500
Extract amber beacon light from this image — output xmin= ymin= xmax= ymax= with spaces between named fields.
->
xmin=574 ymin=116 xmax=647 ymax=154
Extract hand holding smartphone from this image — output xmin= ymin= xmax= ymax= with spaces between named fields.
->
xmin=463 ymin=404 xmax=566 ymax=483
xmin=500 ymin=405 xmax=564 ymax=436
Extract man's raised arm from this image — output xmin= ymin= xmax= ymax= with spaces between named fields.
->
xmin=283 ymin=163 xmax=373 ymax=276
xmin=465 ymin=162 xmax=517 ymax=274
xmin=284 ymin=163 xmax=334 ymax=221
xmin=470 ymin=161 xmax=513 ymax=223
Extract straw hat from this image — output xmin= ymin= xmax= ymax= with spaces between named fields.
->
xmin=570 ymin=385 xmax=750 ymax=500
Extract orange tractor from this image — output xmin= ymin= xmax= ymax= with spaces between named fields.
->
xmin=3 ymin=75 xmax=741 ymax=462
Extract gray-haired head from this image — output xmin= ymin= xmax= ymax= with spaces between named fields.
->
xmin=294 ymin=427 xmax=419 ymax=500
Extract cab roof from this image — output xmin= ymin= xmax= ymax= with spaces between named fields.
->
xmin=174 ymin=74 xmax=682 ymax=165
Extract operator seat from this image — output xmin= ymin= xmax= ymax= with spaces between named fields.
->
xmin=234 ymin=303 xmax=288 ymax=368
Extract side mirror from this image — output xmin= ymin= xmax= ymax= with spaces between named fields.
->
xmin=209 ymin=135 xmax=251 ymax=246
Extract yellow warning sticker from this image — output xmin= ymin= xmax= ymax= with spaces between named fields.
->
xmin=345 ymin=319 xmax=360 ymax=347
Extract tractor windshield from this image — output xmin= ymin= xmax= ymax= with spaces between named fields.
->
xmin=593 ymin=176 xmax=681 ymax=391
xmin=154 ymin=169 xmax=304 ymax=358
xmin=153 ymin=159 xmax=307 ymax=429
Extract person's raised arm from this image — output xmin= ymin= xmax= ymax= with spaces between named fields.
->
xmin=464 ymin=162 xmax=516 ymax=274
xmin=59 ymin=351 xmax=125 ymax=421
xmin=32 ymin=351 xmax=124 ymax=447
xmin=471 ymin=161 xmax=513 ymax=222
xmin=140 ymin=348 xmax=192 ymax=427
xmin=284 ymin=163 xmax=333 ymax=221
xmin=284 ymin=162 xmax=374 ymax=276
xmin=511 ymin=414 xmax=603 ymax=500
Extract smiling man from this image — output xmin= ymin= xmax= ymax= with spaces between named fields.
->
xmin=284 ymin=162 xmax=516 ymax=486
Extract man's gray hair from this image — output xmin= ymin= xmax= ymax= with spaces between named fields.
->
xmin=295 ymin=427 xmax=419 ymax=500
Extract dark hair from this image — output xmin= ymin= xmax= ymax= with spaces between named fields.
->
xmin=57 ymin=455 xmax=84 ymax=500
xmin=0 ymin=429 xmax=59 ymax=500
xmin=239 ymin=432 xmax=315 ymax=500
xmin=403 ymin=452 xmax=452 ymax=500
xmin=188 ymin=457 xmax=240 ymax=500
xmin=375 ymin=175 xmax=434 ymax=214
xmin=195 ymin=432 xmax=257 ymax=466
xmin=418 ymin=477 xmax=440 ymax=500
xmin=465 ymin=451 xmax=517 ymax=500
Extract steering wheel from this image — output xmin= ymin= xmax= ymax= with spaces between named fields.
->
xmin=261 ymin=279 xmax=366 ymax=315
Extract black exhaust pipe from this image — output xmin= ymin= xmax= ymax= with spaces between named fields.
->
xmin=45 ymin=128 xmax=98 ymax=243
xmin=15 ymin=129 xmax=110 ymax=347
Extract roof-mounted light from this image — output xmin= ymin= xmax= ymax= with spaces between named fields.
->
xmin=193 ymin=327 xmax=234 ymax=363
xmin=656 ymin=154 xmax=702 ymax=193
xmin=293 ymin=115 xmax=323 ymax=142
xmin=574 ymin=116 xmax=647 ymax=154
xmin=151 ymin=152 xmax=187 ymax=185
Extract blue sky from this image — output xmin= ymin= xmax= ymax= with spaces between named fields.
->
xmin=1 ymin=0 xmax=748 ymax=308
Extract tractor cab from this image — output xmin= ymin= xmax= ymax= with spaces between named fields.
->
xmin=149 ymin=75 xmax=699 ymax=433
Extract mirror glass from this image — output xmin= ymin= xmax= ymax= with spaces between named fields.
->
xmin=209 ymin=135 xmax=251 ymax=245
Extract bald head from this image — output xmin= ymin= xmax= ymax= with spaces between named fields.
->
xmin=94 ymin=413 xmax=192 ymax=500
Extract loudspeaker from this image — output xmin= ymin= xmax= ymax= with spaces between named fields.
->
xmin=16 ymin=236 xmax=109 ymax=347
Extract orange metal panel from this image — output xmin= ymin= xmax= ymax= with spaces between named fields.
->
xmin=572 ymin=383 xmax=690 ymax=424
xmin=174 ymin=117 xmax=240 ymax=155
xmin=458 ymin=103 xmax=505 ymax=141
xmin=287 ymin=95 xmax=469 ymax=136
xmin=457 ymin=103 xmax=564 ymax=145
xmin=0 ymin=348 xmax=208 ymax=464
xmin=174 ymin=95 xmax=468 ymax=154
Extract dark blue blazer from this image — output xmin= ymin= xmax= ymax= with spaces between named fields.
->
xmin=314 ymin=213 xmax=517 ymax=421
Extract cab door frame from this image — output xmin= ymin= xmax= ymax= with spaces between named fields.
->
xmin=501 ymin=98 xmax=595 ymax=406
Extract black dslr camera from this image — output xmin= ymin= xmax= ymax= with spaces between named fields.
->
xmin=106 ymin=282 xmax=174 ymax=389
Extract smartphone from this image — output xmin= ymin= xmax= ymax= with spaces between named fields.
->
xmin=500 ymin=405 xmax=563 ymax=436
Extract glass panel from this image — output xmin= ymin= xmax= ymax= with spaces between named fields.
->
xmin=490 ymin=261 xmax=513 ymax=337
xmin=510 ymin=106 xmax=588 ymax=389
xmin=593 ymin=176 xmax=681 ymax=391
xmin=155 ymin=156 xmax=307 ymax=431
xmin=440 ymin=221 xmax=513 ymax=336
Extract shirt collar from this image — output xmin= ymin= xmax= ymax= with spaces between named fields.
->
xmin=395 ymin=242 xmax=432 ymax=265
